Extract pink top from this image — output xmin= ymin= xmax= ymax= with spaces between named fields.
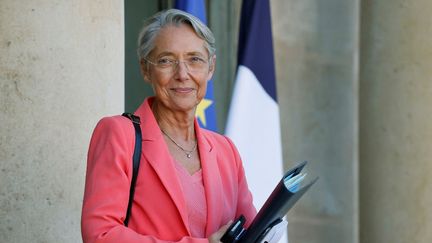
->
xmin=174 ymin=161 xmax=207 ymax=238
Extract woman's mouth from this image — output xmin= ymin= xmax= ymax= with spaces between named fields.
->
xmin=172 ymin=87 xmax=194 ymax=93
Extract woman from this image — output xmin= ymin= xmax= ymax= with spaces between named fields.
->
xmin=81 ymin=9 xmax=256 ymax=243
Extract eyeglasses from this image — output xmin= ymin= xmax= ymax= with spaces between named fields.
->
xmin=144 ymin=56 xmax=210 ymax=74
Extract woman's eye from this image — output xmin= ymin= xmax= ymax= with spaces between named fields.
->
xmin=157 ymin=58 xmax=174 ymax=65
xmin=189 ymin=56 xmax=206 ymax=63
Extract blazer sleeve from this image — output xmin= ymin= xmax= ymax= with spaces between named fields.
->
xmin=81 ymin=117 xmax=210 ymax=243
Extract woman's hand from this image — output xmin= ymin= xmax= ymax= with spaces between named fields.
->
xmin=208 ymin=220 xmax=233 ymax=243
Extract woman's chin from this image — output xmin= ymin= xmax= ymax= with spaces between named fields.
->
xmin=170 ymin=100 xmax=198 ymax=113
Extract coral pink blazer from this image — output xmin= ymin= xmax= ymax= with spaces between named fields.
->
xmin=81 ymin=98 xmax=256 ymax=243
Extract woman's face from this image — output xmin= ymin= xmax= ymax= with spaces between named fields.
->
xmin=142 ymin=24 xmax=215 ymax=113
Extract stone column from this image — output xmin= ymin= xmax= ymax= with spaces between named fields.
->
xmin=272 ymin=0 xmax=359 ymax=242
xmin=0 ymin=1 xmax=124 ymax=242
xmin=360 ymin=0 xmax=432 ymax=243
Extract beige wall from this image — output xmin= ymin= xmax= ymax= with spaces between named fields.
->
xmin=360 ymin=0 xmax=432 ymax=242
xmin=0 ymin=1 xmax=124 ymax=242
xmin=272 ymin=0 xmax=432 ymax=242
xmin=271 ymin=0 xmax=359 ymax=242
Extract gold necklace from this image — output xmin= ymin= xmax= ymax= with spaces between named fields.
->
xmin=161 ymin=129 xmax=197 ymax=158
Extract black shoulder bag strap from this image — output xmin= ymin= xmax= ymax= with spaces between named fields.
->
xmin=121 ymin=113 xmax=142 ymax=227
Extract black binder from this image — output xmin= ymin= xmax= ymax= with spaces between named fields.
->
xmin=221 ymin=161 xmax=318 ymax=243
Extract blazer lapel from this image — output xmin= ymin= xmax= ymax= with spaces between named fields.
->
xmin=195 ymin=121 xmax=225 ymax=236
xmin=134 ymin=98 xmax=191 ymax=235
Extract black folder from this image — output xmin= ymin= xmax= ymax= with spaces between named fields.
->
xmin=221 ymin=161 xmax=318 ymax=243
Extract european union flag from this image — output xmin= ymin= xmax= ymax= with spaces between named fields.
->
xmin=175 ymin=0 xmax=218 ymax=132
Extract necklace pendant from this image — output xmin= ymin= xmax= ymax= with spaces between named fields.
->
xmin=161 ymin=129 xmax=197 ymax=159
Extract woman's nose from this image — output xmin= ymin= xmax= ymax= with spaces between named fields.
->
xmin=174 ymin=61 xmax=190 ymax=78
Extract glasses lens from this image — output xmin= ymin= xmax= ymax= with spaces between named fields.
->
xmin=184 ymin=57 xmax=208 ymax=73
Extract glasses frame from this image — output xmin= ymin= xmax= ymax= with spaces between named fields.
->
xmin=144 ymin=56 xmax=212 ymax=74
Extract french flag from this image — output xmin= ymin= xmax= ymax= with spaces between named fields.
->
xmin=225 ymin=0 xmax=285 ymax=239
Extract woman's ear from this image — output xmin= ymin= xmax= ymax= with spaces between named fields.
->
xmin=207 ymin=55 xmax=216 ymax=80
xmin=140 ymin=59 xmax=151 ymax=83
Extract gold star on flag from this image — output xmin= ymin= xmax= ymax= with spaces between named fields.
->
xmin=195 ymin=98 xmax=213 ymax=127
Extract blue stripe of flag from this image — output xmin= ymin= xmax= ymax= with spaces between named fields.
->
xmin=237 ymin=0 xmax=277 ymax=101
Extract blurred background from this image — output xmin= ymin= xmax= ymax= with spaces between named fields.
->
xmin=1 ymin=0 xmax=431 ymax=242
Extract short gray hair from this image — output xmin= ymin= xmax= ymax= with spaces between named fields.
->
xmin=137 ymin=9 xmax=216 ymax=60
